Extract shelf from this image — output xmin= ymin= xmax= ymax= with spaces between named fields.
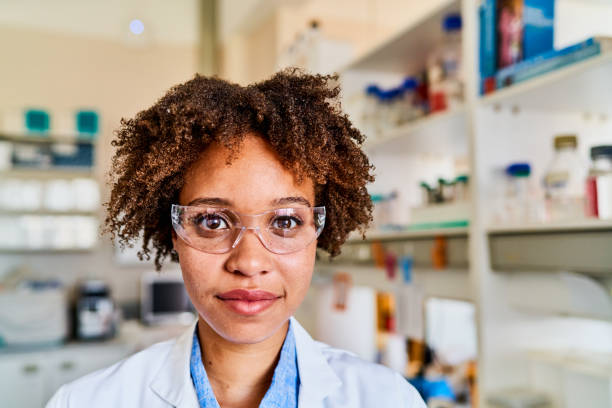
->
xmin=0 ymin=247 xmax=96 ymax=254
xmin=348 ymin=225 xmax=469 ymax=243
xmin=0 ymin=168 xmax=95 ymax=179
xmin=0 ymin=209 xmax=98 ymax=216
xmin=336 ymin=226 xmax=469 ymax=269
xmin=528 ymin=350 xmax=612 ymax=379
xmin=340 ymin=0 xmax=460 ymax=74
xmin=363 ymin=107 xmax=466 ymax=152
xmin=0 ymin=133 xmax=96 ymax=145
xmin=487 ymin=219 xmax=612 ymax=234
xmin=488 ymin=219 xmax=612 ymax=275
xmin=480 ymin=53 xmax=612 ymax=114
xmin=314 ymin=265 xmax=472 ymax=301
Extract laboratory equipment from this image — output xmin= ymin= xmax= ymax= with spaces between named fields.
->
xmin=140 ymin=271 xmax=195 ymax=326
xmin=75 ymin=280 xmax=118 ymax=340
xmin=0 ymin=286 xmax=68 ymax=347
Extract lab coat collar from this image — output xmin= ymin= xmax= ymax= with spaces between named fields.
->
xmin=149 ymin=320 xmax=198 ymax=407
xmin=291 ymin=317 xmax=342 ymax=406
xmin=149 ymin=317 xmax=342 ymax=407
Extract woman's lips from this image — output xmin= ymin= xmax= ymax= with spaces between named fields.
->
xmin=216 ymin=289 xmax=281 ymax=316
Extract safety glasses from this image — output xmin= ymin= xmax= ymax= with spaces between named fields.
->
xmin=171 ymin=204 xmax=325 ymax=254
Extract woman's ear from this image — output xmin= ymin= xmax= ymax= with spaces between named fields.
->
xmin=170 ymin=232 xmax=180 ymax=262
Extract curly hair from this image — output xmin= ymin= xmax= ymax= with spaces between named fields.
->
xmin=105 ymin=69 xmax=374 ymax=270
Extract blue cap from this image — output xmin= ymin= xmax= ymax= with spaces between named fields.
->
xmin=389 ymin=88 xmax=403 ymax=99
xmin=443 ymin=13 xmax=462 ymax=31
xmin=402 ymin=77 xmax=418 ymax=90
xmin=379 ymin=89 xmax=399 ymax=101
xmin=506 ymin=163 xmax=531 ymax=177
xmin=366 ymin=84 xmax=380 ymax=95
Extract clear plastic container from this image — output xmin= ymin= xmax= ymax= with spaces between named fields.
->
xmin=420 ymin=182 xmax=434 ymax=206
xmin=586 ymin=145 xmax=612 ymax=219
xmin=543 ymin=135 xmax=587 ymax=221
xmin=362 ymin=85 xmax=381 ymax=139
xmin=491 ymin=167 xmax=509 ymax=223
xmin=504 ymin=163 xmax=542 ymax=223
xmin=399 ymin=77 xmax=419 ymax=124
xmin=438 ymin=178 xmax=455 ymax=203
xmin=370 ymin=194 xmax=387 ymax=230
xmin=454 ymin=174 xmax=470 ymax=201
xmin=440 ymin=13 xmax=463 ymax=109
xmin=380 ymin=89 xmax=403 ymax=130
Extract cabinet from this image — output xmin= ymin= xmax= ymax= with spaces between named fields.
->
xmin=0 ymin=356 xmax=47 ymax=408
xmin=0 ymin=342 xmax=132 ymax=408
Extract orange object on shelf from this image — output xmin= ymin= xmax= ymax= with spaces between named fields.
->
xmin=371 ymin=241 xmax=386 ymax=268
xmin=332 ymin=272 xmax=352 ymax=311
xmin=376 ymin=292 xmax=396 ymax=332
xmin=466 ymin=360 xmax=478 ymax=408
xmin=431 ymin=236 xmax=448 ymax=269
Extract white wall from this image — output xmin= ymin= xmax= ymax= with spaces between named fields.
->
xmin=0 ymin=0 xmax=200 ymax=46
xmin=556 ymin=0 xmax=612 ymax=49
xmin=217 ymin=0 xmax=451 ymax=83
xmin=0 ymin=4 xmax=198 ymax=302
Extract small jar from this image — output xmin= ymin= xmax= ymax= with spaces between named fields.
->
xmin=420 ymin=182 xmax=434 ymax=206
xmin=438 ymin=178 xmax=455 ymax=203
xmin=504 ymin=163 xmax=542 ymax=222
xmin=454 ymin=174 xmax=470 ymax=201
xmin=399 ymin=77 xmax=419 ymax=124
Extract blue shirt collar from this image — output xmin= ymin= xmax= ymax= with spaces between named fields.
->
xmin=190 ymin=320 xmax=300 ymax=408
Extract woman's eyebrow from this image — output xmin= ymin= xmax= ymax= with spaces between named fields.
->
xmin=271 ymin=196 xmax=312 ymax=207
xmin=187 ymin=197 xmax=232 ymax=206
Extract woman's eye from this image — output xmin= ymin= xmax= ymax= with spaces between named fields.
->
xmin=272 ymin=216 xmax=302 ymax=230
xmin=196 ymin=214 xmax=229 ymax=230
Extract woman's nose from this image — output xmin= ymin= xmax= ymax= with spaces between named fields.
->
xmin=224 ymin=228 xmax=273 ymax=277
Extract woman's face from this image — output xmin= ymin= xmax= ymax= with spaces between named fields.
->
xmin=173 ymin=134 xmax=317 ymax=344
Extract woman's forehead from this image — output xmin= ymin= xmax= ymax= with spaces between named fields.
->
xmin=179 ymin=134 xmax=315 ymax=210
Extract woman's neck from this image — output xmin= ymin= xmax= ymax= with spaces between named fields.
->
xmin=196 ymin=317 xmax=289 ymax=408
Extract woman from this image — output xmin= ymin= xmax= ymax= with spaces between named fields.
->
xmin=47 ymin=70 xmax=425 ymax=407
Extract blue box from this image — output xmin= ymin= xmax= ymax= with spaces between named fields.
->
xmin=479 ymin=0 xmax=497 ymax=93
xmin=523 ymin=0 xmax=555 ymax=59
xmin=496 ymin=0 xmax=555 ymax=69
xmin=51 ymin=143 xmax=94 ymax=168
xmin=495 ymin=37 xmax=606 ymax=88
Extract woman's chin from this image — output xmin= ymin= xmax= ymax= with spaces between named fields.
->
xmin=201 ymin=314 xmax=289 ymax=345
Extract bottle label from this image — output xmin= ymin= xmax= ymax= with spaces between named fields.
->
xmin=545 ymin=171 xmax=569 ymax=187
xmin=586 ymin=176 xmax=598 ymax=217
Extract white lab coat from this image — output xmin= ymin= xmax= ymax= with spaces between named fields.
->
xmin=46 ymin=317 xmax=426 ymax=407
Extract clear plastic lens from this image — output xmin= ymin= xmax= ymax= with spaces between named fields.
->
xmin=171 ymin=205 xmax=325 ymax=254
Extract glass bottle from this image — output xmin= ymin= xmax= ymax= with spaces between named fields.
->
xmin=543 ymin=135 xmax=587 ymax=221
